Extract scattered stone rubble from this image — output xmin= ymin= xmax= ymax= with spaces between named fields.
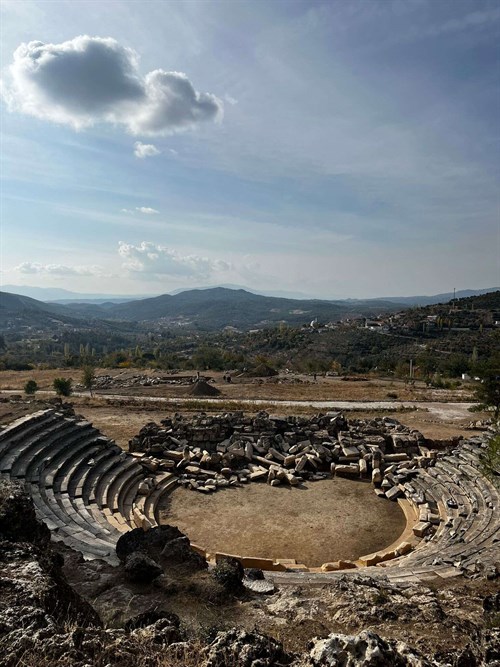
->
xmin=75 ymin=373 xmax=211 ymax=391
xmin=129 ymin=411 xmax=432 ymax=503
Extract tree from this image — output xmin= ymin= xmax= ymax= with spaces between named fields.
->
xmin=53 ymin=377 xmax=72 ymax=397
xmin=473 ymin=369 xmax=500 ymax=418
xmin=81 ymin=365 xmax=96 ymax=397
xmin=24 ymin=380 xmax=38 ymax=395
xmin=479 ymin=434 xmax=500 ymax=488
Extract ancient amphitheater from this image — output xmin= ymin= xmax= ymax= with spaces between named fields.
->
xmin=0 ymin=408 xmax=498 ymax=584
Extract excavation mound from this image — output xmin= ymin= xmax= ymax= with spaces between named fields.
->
xmin=188 ymin=380 xmax=221 ymax=397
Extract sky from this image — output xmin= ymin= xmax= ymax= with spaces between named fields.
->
xmin=1 ymin=0 xmax=499 ymax=300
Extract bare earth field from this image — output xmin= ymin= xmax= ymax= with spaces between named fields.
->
xmin=160 ymin=479 xmax=406 ymax=567
xmin=0 ymin=368 xmax=483 ymax=450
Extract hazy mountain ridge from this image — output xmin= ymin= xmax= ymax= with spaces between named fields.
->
xmin=1 ymin=286 xmax=499 ymax=333
xmin=3 ymin=284 xmax=498 ymax=307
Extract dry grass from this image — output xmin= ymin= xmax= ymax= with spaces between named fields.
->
xmin=0 ymin=368 xmax=483 ymax=447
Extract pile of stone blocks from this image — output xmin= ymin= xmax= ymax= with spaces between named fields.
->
xmin=129 ymin=411 xmax=437 ymax=496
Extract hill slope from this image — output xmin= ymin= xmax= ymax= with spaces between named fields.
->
xmin=106 ymin=287 xmax=402 ymax=329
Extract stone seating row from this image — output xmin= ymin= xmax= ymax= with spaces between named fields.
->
xmin=381 ymin=440 xmax=499 ymax=579
xmin=0 ymin=410 xmax=150 ymax=564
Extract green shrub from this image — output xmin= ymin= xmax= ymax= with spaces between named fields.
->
xmin=24 ymin=380 xmax=38 ymax=395
xmin=53 ymin=377 xmax=72 ymax=396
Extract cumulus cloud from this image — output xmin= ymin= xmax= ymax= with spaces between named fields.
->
xmin=134 ymin=141 xmax=160 ymax=158
xmin=3 ymin=35 xmax=223 ymax=135
xmin=15 ymin=261 xmax=102 ymax=276
xmin=118 ymin=241 xmax=230 ymax=279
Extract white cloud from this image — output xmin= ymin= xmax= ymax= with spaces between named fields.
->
xmin=224 ymin=94 xmax=238 ymax=106
xmin=120 ymin=206 xmax=159 ymax=214
xmin=3 ymin=35 xmax=223 ymax=135
xmin=14 ymin=261 xmax=103 ymax=276
xmin=118 ymin=241 xmax=231 ymax=279
xmin=134 ymin=141 xmax=160 ymax=158
xmin=136 ymin=206 xmax=159 ymax=215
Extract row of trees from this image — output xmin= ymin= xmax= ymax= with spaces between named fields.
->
xmin=24 ymin=366 xmax=96 ymax=398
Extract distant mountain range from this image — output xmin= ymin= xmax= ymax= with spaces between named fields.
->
xmin=0 ymin=287 xmax=398 ymax=331
xmin=1 ymin=286 xmax=499 ymax=332
xmin=2 ymin=283 xmax=498 ymax=306
xmin=0 ymin=285 xmax=152 ymax=304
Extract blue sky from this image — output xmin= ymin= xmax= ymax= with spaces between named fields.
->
xmin=1 ymin=0 xmax=499 ymax=298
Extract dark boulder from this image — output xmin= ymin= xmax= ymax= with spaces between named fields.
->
xmin=0 ymin=480 xmax=50 ymax=545
xmin=124 ymin=552 xmax=163 ymax=583
xmin=116 ymin=526 xmax=207 ymax=572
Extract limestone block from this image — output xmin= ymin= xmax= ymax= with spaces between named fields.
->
xmin=165 ymin=450 xmax=183 ymax=461
xmin=413 ymin=521 xmax=431 ymax=537
xmin=295 ymin=455 xmax=307 ymax=472
xmin=342 ymin=445 xmax=360 ymax=458
xmin=335 ymin=464 xmax=359 ymax=477
xmin=249 ymin=470 xmax=267 ymax=481
xmin=372 ymin=468 xmax=382 ymax=484
xmin=395 ymin=542 xmax=413 ymax=556
xmin=321 ymin=562 xmax=341 ymax=572
xmin=384 ymin=453 xmax=409 ymax=462
xmin=359 ymin=554 xmax=382 ymax=566
xmin=385 ymin=486 xmax=402 ymax=501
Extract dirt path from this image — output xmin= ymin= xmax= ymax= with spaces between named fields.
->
xmin=160 ymin=480 xmax=406 ymax=567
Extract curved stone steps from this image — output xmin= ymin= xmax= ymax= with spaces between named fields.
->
xmin=31 ymin=429 xmax=100 ymax=490
xmin=57 ymin=436 xmax=109 ymax=494
xmin=104 ymin=460 xmax=144 ymax=514
xmin=26 ymin=482 xmax=117 ymax=561
xmin=23 ymin=423 xmax=96 ymax=485
xmin=0 ymin=412 xmax=128 ymax=563
xmin=118 ymin=470 xmax=144 ymax=522
xmin=434 ymin=458 xmax=499 ymax=549
xmin=1 ymin=418 xmax=78 ymax=476
xmin=389 ymin=450 xmax=499 ymax=572
xmin=63 ymin=447 xmax=121 ymax=538
xmin=0 ymin=410 xmax=58 ymax=455
xmin=142 ymin=474 xmax=178 ymax=526
xmin=42 ymin=484 xmax=116 ymax=550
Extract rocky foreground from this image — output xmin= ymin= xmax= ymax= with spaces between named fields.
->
xmin=1 ymin=478 xmax=499 ymax=666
